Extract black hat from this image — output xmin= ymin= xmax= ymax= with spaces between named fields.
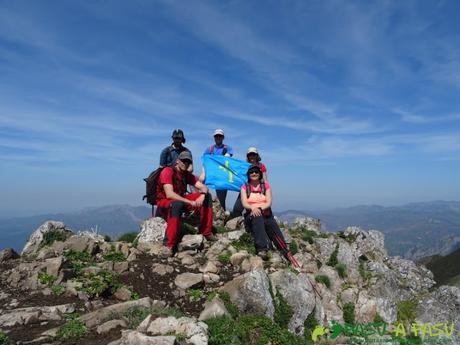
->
xmin=171 ymin=129 xmax=186 ymax=143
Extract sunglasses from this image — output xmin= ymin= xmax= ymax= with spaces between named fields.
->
xmin=249 ymin=171 xmax=260 ymax=175
xmin=181 ymin=159 xmax=192 ymax=165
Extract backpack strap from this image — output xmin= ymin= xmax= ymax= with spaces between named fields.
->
xmin=261 ymin=182 xmax=266 ymax=195
xmin=245 ymin=183 xmax=251 ymax=199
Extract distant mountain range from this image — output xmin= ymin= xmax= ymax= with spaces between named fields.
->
xmin=417 ymin=248 xmax=460 ymax=287
xmin=0 ymin=205 xmax=151 ymax=252
xmin=276 ymin=200 xmax=460 ymax=258
xmin=1 ymin=201 xmax=459 ymax=258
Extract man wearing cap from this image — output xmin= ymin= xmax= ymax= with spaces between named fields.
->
xmin=202 ymin=129 xmax=234 ymax=213
xmin=159 ymin=129 xmax=193 ymax=171
xmin=156 ymin=151 xmax=216 ymax=257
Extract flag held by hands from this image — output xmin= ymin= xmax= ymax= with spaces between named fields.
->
xmin=202 ymin=155 xmax=251 ymax=191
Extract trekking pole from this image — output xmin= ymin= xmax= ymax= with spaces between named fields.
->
xmin=271 ymin=233 xmax=322 ymax=299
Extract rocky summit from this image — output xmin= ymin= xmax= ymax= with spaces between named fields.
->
xmin=0 ymin=205 xmax=459 ymax=345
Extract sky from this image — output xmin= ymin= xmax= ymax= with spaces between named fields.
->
xmin=1 ymin=0 xmax=459 ymax=217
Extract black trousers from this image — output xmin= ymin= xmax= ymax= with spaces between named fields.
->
xmin=216 ymin=189 xmax=228 ymax=211
xmin=245 ymin=213 xmax=287 ymax=252
xmin=231 ymin=194 xmax=244 ymax=217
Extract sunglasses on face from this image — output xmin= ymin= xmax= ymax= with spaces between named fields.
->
xmin=181 ymin=159 xmax=192 ymax=165
xmin=214 ymin=134 xmax=224 ymax=138
xmin=249 ymin=171 xmax=260 ymax=175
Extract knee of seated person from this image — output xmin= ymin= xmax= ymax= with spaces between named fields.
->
xmin=170 ymin=201 xmax=185 ymax=216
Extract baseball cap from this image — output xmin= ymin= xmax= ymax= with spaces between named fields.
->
xmin=177 ymin=151 xmax=193 ymax=162
xmin=213 ymin=129 xmax=225 ymax=136
xmin=247 ymin=147 xmax=259 ymax=154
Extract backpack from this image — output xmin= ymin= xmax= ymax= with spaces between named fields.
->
xmin=209 ymin=144 xmax=228 ymax=156
xmin=142 ymin=167 xmax=164 ymax=206
xmin=245 ymin=182 xmax=266 ymax=198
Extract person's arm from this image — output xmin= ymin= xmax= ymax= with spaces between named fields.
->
xmin=192 ymin=180 xmax=209 ymax=207
xmin=241 ymin=186 xmax=262 ymax=217
xmin=225 ymin=146 xmax=233 ymax=157
xmin=199 ymin=166 xmax=206 ymax=183
xmin=163 ymin=184 xmax=196 ymax=206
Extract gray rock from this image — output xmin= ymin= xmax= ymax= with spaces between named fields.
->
xmin=240 ymin=256 xmax=264 ymax=272
xmin=97 ymin=319 xmax=128 ymax=334
xmin=174 ymin=273 xmax=204 ymax=290
xmin=416 ymin=286 xmax=460 ymax=345
xmin=80 ymin=297 xmax=159 ymax=328
xmin=270 ymin=270 xmax=316 ymax=335
xmin=114 ymin=261 xmax=129 ymax=273
xmin=203 ymin=273 xmax=220 ymax=284
xmin=146 ymin=316 xmax=179 ymax=335
xmin=229 ymin=252 xmax=249 ymax=266
xmin=22 ymin=221 xmax=69 ymax=255
xmin=120 ymin=331 xmax=177 ymax=345
xmin=225 ymin=217 xmax=244 ymax=231
xmin=137 ymin=217 xmax=167 ymax=244
xmin=0 ymin=248 xmax=19 ymax=262
xmin=292 ymin=217 xmax=321 ymax=233
xmin=0 ymin=303 xmax=75 ymax=327
xmin=114 ymin=286 xmax=132 ymax=301
xmin=199 ymin=297 xmax=230 ymax=321
xmin=225 ymin=230 xmax=245 ymax=241
xmin=152 ymin=263 xmax=174 ymax=276
xmin=178 ymin=235 xmax=204 ymax=251
xmin=181 ymin=255 xmax=196 ymax=266
xmin=199 ymin=261 xmax=219 ymax=274
xmin=221 ymin=269 xmax=274 ymax=318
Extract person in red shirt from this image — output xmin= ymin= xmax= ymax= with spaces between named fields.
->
xmin=156 ymin=151 xmax=216 ymax=257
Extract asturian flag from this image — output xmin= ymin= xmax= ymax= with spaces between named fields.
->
xmin=202 ymin=155 xmax=251 ymax=191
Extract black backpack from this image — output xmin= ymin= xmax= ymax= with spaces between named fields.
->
xmin=143 ymin=167 xmax=164 ymax=206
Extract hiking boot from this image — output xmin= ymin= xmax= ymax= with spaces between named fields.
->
xmin=205 ymin=234 xmax=218 ymax=242
xmin=159 ymin=246 xmax=174 ymax=258
xmin=258 ymin=250 xmax=268 ymax=260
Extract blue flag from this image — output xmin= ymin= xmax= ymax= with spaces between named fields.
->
xmin=202 ymin=155 xmax=251 ymax=192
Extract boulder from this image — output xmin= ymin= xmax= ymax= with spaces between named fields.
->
xmin=137 ymin=217 xmax=167 ymax=244
xmin=199 ymin=297 xmax=230 ymax=321
xmin=152 ymin=263 xmax=174 ymax=276
xmin=119 ymin=331 xmax=177 ymax=345
xmin=0 ymin=248 xmax=19 ymax=262
xmin=174 ymin=273 xmax=204 ymax=290
xmin=22 ymin=221 xmax=69 ymax=255
xmin=292 ymin=217 xmax=321 ymax=233
xmin=97 ymin=319 xmax=128 ymax=334
xmin=270 ymin=270 xmax=316 ymax=335
xmin=221 ymin=269 xmax=274 ymax=318
xmin=225 ymin=217 xmax=244 ymax=231
xmin=178 ymin=235 xmax=204 ymax=251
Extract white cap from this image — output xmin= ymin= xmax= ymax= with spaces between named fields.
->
xmin=213 ymin=129 xmax=225 ymax=136
xmin=247 ymin=147 xmax=258 ymax=154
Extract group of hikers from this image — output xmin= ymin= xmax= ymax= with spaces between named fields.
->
xmin=149 ymin=128 xmax=289 ymax=261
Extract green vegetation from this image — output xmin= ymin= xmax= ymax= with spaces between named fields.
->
xmin=343 ymin=302 xmax=355 ymax=324
xmin=0 ymin=331 xmax=11 ymax=345
xmin=103 ymin=235 xmax=112 ymax=242
xmin=207 ymin=290 xmax=219 ymax=301
xmin=76 ymin=270 xmax=120 ymax=298
xmin=289 ymin=240 xmax=298 ymax=255
xmin=64 ymin=250 xmax=94 ymax=274
xmin=41 ymin=229 xmax=68 ymax=247
xmin=187 ymin=288 xmax=204 ymax=300
xmin=38 ymin=271 xmax=57 ymax=286
xmin=213 ymin=225 xmax=229 ymax=234
xmin=219 ymin=292 xmax=239 ymax=319
xmin=51 ymin=285 xmax=66 ymax=296
xmin=117 ymin=232 xmax=138 ymax=243
xmin=231 ymin=233 xmax=256 ymax=255
xmin=397 ymin=300 xmax=418 ymax=323
xmin=374 ymin=313 xmax=384 ymax=323
xmin=335 ymin=263 xmax=347 ymax=278
xmin=218 ymin=252 xmax=231 ymax=264
xmin=206 ymin=315 xmax=307 ymax=345
xmin=358 ymin=259 xmax=372 ymax=281
xmin=108 ymin=305 xmax=184 ymax=329
xmin=274 ymin=289 xmax=293 ymax=328
xmin=341 ymin=282 xmax=353 ymax=290
xmin=304 ymin=309 xmax=318 ymax=344
xmin=326 ymin=244 xmax=339 ymax=267
xmin=337 ymin=231 xmax=358 ymax=243
xmin=56 ymin=315 xmax=87 ymax=338
xmin=315 ymin=275 xmax=331 ymax=288
xmin=103 ymin=245 xmax=126 ymax=262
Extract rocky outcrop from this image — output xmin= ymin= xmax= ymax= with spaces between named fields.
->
xmin=137 ymin=217 xmax=167 ymax=244
xmin=21 ymin=221 xmax=70 ymax=256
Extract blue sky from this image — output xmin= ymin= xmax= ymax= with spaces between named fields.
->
xmin=1 ymin=0 xmax=459 ymax=216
